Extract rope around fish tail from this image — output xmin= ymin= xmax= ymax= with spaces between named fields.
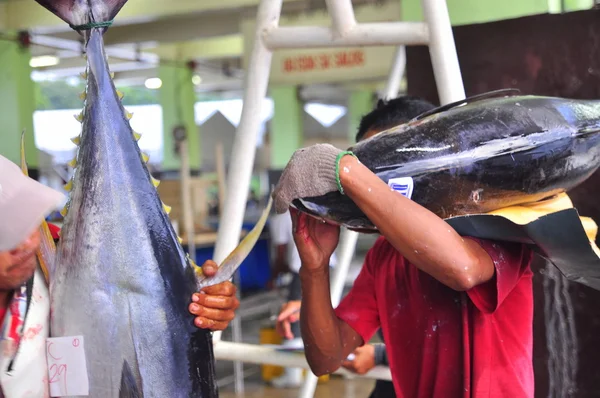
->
xmin=69 ymin=20 xmax=114 ymax=31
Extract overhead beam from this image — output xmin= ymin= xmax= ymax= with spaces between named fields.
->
xmin=29 ymin=34 xmax=159 ymax=64
xmin=150 ymin=35 xmax=244 ymax=61
xmin=1 ymin=0 xmax=301 ymax=32
xmin=37 ymin=12 xmax=243 ymax=46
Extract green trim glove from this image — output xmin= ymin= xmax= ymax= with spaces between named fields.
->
xmin=272 ymin=143 xmax=356 ymax=214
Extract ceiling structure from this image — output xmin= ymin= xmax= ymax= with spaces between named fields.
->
xmin=0 ymin=0 xmax=397 ymax=101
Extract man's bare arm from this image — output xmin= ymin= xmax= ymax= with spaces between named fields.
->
xmin=339 ymin=155 xmax=495 ymax=291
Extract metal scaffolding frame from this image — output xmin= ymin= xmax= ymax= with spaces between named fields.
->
xmin=209 ymin=0 xmax=466 ymax=396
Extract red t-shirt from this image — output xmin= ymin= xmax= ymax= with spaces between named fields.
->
xmin=334 ymin=236 xmax=534 ymax=398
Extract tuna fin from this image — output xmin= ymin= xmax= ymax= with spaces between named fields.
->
xmin=20 ymin=131 xmax=56 ymax=284
xmin=63 ymin=179 xmax=73 ymax=192
xmin=576 ymin=126 xmax=600 ymax=137
xmin=119 ymin=360 xmax=141 ymax=398
xmin=196 ymin=192 xmax=273 ymax=289
xmin=150 ymin=176 xmax=160 ymax=188
xmin=70 ymin=135 xmax=81 ymax=145
xmin=74 ymin=110 xmax=84 ymax=123
xmin=117 ymin=90 xmax=124 ymax=100
xmin=411 ymin=88 xmax=522 ymax=122
xmin=34 ymin=0 xmax=129 ymax=32
xmin=79 ymin=90 xmax=87 ymax=101
xmin=133 ymin=131 xmax=141 ymax=141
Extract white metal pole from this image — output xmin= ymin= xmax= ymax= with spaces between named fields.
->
xmin=324 ymin=0 xmax=356 ymax=37
xmin=420 ymin=0 xmax=465 ymax=105
xmin=384 ymin=46 xmax=406 ymax=100
xmin=212 ymin=0 xmax=282 ymax=344
xmin=263 ymin=23 xmax=430 ymax=49
xmin=210 ymin=0 xmax=283 ymax=394
xmin=179 ymin=140 xmax=196 ymax=263
xmin=213 ymin=341 xmax=392 ymax=380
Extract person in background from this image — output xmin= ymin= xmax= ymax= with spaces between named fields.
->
xmin=341 ymin=330 xmax=396 ymax=398
xmin=278 ymin=301 xmax=396 ymax=397
xmin=270 ymin=95 xmax=535 ymax=397
xmin=0 ymin=154 xmax=66 ymax=398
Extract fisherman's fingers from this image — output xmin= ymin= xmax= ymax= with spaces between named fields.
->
xmin=282 ymin=321 xmax=294 ymax=340
xmin=200 ymin=260 xmax=219 ymax=276
xmin=189 ymin=304 xmax=236 ymax=322
xmin=194 ymin=292 xmax=239 ymax=310
xmin=193 ymin=316 xmax=230 ymax=331
xmin=200 ymin=280 xmax=237 ymax=297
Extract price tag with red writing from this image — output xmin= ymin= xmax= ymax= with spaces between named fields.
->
xmin=46 ymin=336 xmax=90 ymax=397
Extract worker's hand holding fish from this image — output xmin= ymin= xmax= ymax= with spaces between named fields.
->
xmin=273 ymin=143 xmax=354 ymax=214
xmin=189 ymin=260 xmax=240 ymax=331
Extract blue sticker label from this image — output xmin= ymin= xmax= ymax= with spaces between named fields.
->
xmin=387 ymin=177 xmax=414 ymax=199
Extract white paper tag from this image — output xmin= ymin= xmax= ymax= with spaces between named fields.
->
xmin=387 ymin=177 xmax=414 ymax=200
xmin=46 ymin=336 xmax=90 ymax=397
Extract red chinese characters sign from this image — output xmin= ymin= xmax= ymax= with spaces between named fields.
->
xmin=282 ymin=50 xmax=366 ymax=74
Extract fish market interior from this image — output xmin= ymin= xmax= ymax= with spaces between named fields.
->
xmin=1 ymin=0 xmax=600 ymax=397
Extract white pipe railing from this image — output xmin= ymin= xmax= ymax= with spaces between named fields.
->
xmin=263 ymin=22 xmax=429 ymax=49
xmin=421 ymin=0 xmax=465 ymax=104
xmin=210 ymin=0 xmax=466 ymax=395
xmin=209 ymin=0 xmax=282 ymax=393
xmin=214 ymin=341 xmax=392 ymax=381
xmin=384 ymin=46 xmax=406 ymax=100
xmin=324 ymin=0 xmax=357 ymax=37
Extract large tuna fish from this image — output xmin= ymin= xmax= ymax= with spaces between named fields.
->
xmin=32 ymin=0 xmax=272 ymax=397
xmin=291 ymin=89 xmax=600 ymax=290
xmin=293 ymin=89 xmax=600 ymax=231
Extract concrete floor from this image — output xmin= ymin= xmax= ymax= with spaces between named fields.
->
xmin=219 ymin=375 xmax=376 ymax=398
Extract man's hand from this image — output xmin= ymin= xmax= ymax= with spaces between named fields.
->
xmin=341 ymin=344 xmax=376 ymax=375
xmin=272 ymin=143 xmax=344 ymax=213
xmin=189 ymin=260 xmax=240 ymax=331
xmin=276 ymin=300 xmax=302 ymax=340
xmin=290 ymin=208 xmax=340 ymax=272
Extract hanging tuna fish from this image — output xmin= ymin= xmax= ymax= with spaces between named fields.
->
xmin=31 ymin=1 xmax=273 ymax=397
xmin=291 ymin=89 xmax=600 ymax=291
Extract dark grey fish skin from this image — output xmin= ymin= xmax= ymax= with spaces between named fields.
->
xmin=34 ymin=1 xmax=219 ymax=397
xmin=293 ymin=92 xmax=600 ymax=231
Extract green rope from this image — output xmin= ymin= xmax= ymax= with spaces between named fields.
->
xmin=335 ymin=151 xmax=357 ymax=195
xmin=69 ymin=20 xmax=113 ymax=31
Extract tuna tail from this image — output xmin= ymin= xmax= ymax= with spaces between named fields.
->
xmin=20 ymin=131 xmax=56 ymax=285
xmin=34 ymin=0 xmax=128 ymax=33
xmin=119 ymin=361 xmax=141 ymax=398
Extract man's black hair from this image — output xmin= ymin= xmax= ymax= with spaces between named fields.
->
xmin=355 ymin=95 xmax=437 ymax=142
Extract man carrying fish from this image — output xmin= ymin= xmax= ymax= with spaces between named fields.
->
xmin=269 ymin=96 xmax=535 ymax=397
